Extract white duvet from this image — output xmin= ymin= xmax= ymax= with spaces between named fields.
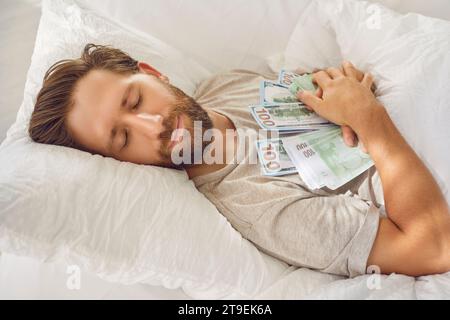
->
xmin=256 ymin=268 xmax=450 ymax=299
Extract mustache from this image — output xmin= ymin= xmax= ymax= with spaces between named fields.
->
xmin=159 ymin=110 xmax=180 ymax=143
xmin=156 ymin=86 xmax=214 ymax=166
xmin=159 ymin=98 xmax=213 ymax=143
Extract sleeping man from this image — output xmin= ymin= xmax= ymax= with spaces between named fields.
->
xmin=29 ymin=44 xmax=450 ymax=278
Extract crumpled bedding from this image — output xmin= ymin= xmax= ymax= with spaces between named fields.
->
xmin=255 ymin=268 xmax=450 ymax=299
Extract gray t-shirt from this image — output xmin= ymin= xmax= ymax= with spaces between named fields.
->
xmin=192 ymin=70 xmax=385 ymax=277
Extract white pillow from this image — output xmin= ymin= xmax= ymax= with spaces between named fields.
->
xmin=284 ymin=0 xmax=450 ymax=203
xmin=371 ymin=0 xmax=450 ymax=21
xmin=4 ymin=0 xmax=213 ymax=144
xmin=0 ymin=0 xmax=289 ymax=299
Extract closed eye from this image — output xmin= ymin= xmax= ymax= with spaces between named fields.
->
xmin=123 ymin=90 xmax=141 ymax=149
xmin=132 ymin=92 xmax=142 ymax=110
xmin=122 ymin=129 xmax=129 ymax=150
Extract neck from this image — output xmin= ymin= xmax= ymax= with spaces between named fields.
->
xmin=184 ymin=110 xmax=236 ymax=180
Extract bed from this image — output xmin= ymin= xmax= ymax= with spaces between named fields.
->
xmin=1 ymin=0 xmax=450 ymax=300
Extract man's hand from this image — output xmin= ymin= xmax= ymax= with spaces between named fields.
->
xmin=297 ymin=62 xmax=450 ymax=276
xmin=298 ymin=62 xmax=377 ymax=152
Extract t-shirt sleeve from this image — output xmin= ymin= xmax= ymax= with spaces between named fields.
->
xmin=246 ymin=194 xmax=381 ymax=277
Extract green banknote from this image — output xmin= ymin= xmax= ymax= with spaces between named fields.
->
xmin=289 ymin=74 xmax=318 ymax=95
xmin=253 ymin=70 xmax=372 ymax=188
xmin=249 ymin=103 xmax=333 ymax=132
xmin=281 ymin=128 xmax=374 ymax=190
xmin=278 ymin=69 xmax=299 ymax=87
xmin=255 ymin=138 xmax=297 ymax=176
xmin=277 ymin=70 xmax=318 ymax=95
xmin=260 ymin=80 xmax=298 ymax=104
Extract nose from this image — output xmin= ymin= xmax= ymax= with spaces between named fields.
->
xmin=124 ymin=112 xmax=165 ymax=139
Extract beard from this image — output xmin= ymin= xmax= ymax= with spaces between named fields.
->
xmin=157 ymin=82 xmax=213 ymax=168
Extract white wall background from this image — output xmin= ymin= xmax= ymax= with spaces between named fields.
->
xmin=0 ymin=0 xmax=41 ymax=142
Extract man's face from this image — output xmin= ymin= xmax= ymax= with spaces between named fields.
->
xmin=67 ymin=67 xmax=212 ymax=167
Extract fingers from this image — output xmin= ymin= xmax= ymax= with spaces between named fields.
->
xmin=312 ymin=62 xmax=371 ymax=87
xmin=315 ymin=87 xmax=323 ymax=98
xmin=342 ymin=61 xmax=364 ymax=81
xmin=300 ymin=87 xmax=323 ymax=111
xmin=326 ymin=67 xmax=344 ymax=79
xmin=341 ymin=125 xmax=358 ymax=147
xmin=297 ymin=90 xmax=322 ymax=111
xmin=293 ymin=67 xmax=308 ymax=75
xmin=359 ymin=141 xmax=368 ymax=154
xmin=313 ymin=71 xmax=332 ymax=88
xmin=342 ymin=61 xmax=376 ymax=91
xmin=304 ymin=104 xmax=314 ymax=111
xmin=362 ymin=72 xmax=374 ymax=89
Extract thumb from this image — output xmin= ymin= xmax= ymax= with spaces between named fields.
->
xmin=297 ymin=90 xmax=322 ymax=111
xmin=341 ymin=125 xmax=357 ymax=147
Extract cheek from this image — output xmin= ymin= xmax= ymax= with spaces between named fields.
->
xmin=121 ymin=136 xmax=164 ymax=165
xmin=143 ymin=86 xmax=175 ymax=116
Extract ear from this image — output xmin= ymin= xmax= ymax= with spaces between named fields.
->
xmin=137 ymin=62 xmax=169 ymax=83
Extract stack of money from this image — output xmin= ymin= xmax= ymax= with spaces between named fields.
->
xmin=251 ymin=69 xmax=374 ymax=189
xmin=253 ymin=69 xmax=334 ymax=133
xmin=259 ymin=71 xmax=318 ymax=105
xmin=281 ymin=127 xmax=373 ymax=190
xmin=255 ymin=138 xmax=297 ymax=176
xmin=249 ymin=103 xmax=333 ymax=133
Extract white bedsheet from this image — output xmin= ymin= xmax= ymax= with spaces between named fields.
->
xmin=0 ymin=252 xmax=192 ymax=299
xmin=255 ymin=268 xmax=450 ymax=299
xmin=3 ymin=251 xmax=449 ymax=300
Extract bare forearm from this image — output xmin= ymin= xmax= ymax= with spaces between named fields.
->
xmin=354 ymin=104 xmax=450 ymax=232
xmin=300 ymin=63 xmax=450 ymax=274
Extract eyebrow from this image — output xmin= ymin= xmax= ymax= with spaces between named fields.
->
xmin=107 ymin=83 xmax=132 ymax=153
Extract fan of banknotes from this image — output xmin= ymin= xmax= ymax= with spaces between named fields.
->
xmin=251 ymin=70 xmax=374 ymax=190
